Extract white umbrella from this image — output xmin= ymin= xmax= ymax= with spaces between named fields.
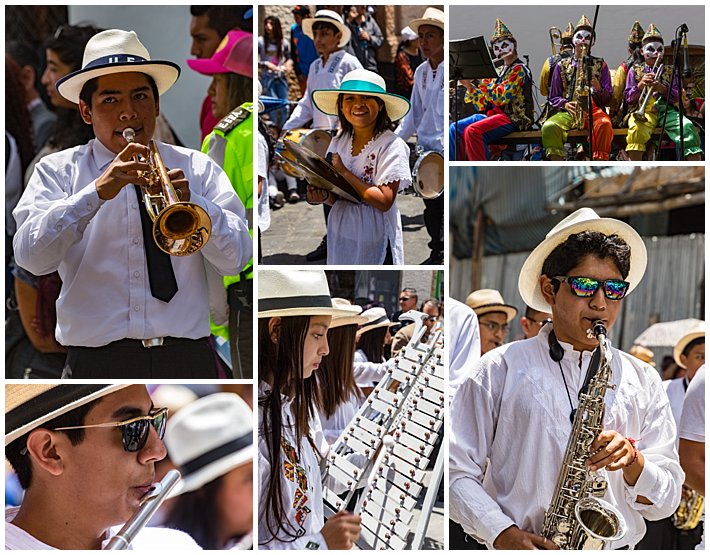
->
xmin=633 ymin=318 xmax=704 ymax=348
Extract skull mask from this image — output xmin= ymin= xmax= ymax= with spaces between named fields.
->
xmin=573 ymin=30 xmax=592 ymax=47
xmin=492 ymin=39 xmax=515 ymax=59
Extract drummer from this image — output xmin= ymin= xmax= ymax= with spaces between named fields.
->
xmin=280 ymin=9 xmax=362 ymax=261
xmin=308 ymin=69 xmax=412 ymax=265
xmin=394 ymin=7 xmax=445 ymax=265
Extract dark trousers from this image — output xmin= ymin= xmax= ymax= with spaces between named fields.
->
xmin=229 ymin=302 xmax=253 ymax=379
xmin=449 ymin=520 xmax=487 ymax=550
xmin=423 ymin=194 xmax=444 ymax=255
xmin=63 ymin=338 xmax=217 ymax=379
xmin=636 ymin=516 xmax=703 ymax=550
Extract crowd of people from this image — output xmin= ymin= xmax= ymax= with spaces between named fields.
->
xmin=257 ymin=6 xmax=445 ymax=265
xmin=448 ymin=207 xmax=705 ymax=550
xmin=6 ymin=7 xmax=254 ymax=379
xmin=449 ymin=15 xmax=705 ymax=161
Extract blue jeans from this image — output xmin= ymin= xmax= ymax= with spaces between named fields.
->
xmin=449 ymin=114 xmax=486 ymax=160
xmin=260 ymin=73 xmax=290 ymax=128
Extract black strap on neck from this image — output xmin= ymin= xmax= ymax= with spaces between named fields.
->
xmin=133 ymin=185 xmax=178 ymax=303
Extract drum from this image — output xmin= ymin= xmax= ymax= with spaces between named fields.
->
xmin=412 ymin=151 xmax=444 ymax=199
xmin=276 ymin=128 xmax=331 ymax=178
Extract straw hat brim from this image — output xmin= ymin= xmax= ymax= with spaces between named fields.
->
xmin=311 ymin=87 xmax=411 ymax=122
xmin=474 ymin=303 xmax=518 ymax=323
xmin=356 ymin=320 xmax=392 ymax=337
xmin=518 ymin=217 xmax=647 ymax=313
xmin=168 ymin=446 xmax=253 ymax=498
xmin=331 ymin=314 xmax=369 ymax=328
xmin=258 ymin=306 xmax=361 ymax=319
xmin=409 ymin=17 xmax=444 ymax=35
xmin=6 ymin=385 xmax=132 ymax=446
xmin=302 ymin=17 xmax=351 ymax=48
xmin=56 ymin=61 xmax=181 ymax=105
xmin=673 ymin=331 xmax=705 ymax=369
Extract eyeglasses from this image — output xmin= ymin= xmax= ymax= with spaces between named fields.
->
xmin=425 ymin=315 xmax=439 ymax=322
xmin=527 ymin=316 xmax=553 ymax=327
xmin=53 ymin=407 xmax=168 ymax=452
xmin=480 ymin=320 xmax=510 ymax=334
xmin=554 ymin=276 xmax=630 ymax=301
xmin=399 ymin=296 xmax=411 ymax=302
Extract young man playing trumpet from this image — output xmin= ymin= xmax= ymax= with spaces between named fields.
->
xmin=5 ymin=384 xmax=200 ymax=549
xmin=624 ymin=24 xmax=702 ymax=161
xmin=449 ymin=208 xmax=682 ymax=549
xmin=13 ymin=29 xmax=252 ymax=378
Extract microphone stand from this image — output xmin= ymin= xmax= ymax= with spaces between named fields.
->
xmin=587 ymin=5 xmax=600 ymax=160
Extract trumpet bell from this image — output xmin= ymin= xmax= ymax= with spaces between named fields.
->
xmin=154 ymin=202 xmax=212 ymax=256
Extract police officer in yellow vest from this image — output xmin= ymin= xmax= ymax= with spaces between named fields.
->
xmin=188 ymin=30 xmax=254 ymax=377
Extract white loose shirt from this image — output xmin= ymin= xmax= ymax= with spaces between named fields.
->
xmin=679 ymin=366 xmax=705 ymax=550
xmin=318 ymin=389 xmax=365 ymax=445
xmin=257 ymin=131 xmax=271 ymax=232
xmin=258 ymin=382 xmax=328 ymax=550
xmin=283 ymin=50 xmax=362 ymax=131
xmin=449 ymin=324 xmax=683 ymax=549
xmin=395 ymin=59 xmax=445 ymax=153
xmin=5 ymin=506 xmax=202 ymax=550
xmin=663 ymin=376 xmax=688 ymax=432
xmin=12 ymin=138 xmax=251 ymax=347
xmin=448 ymin=298 xmax=481 ymax=401
xmin=325 ymin=130 xmax=411 ymax=265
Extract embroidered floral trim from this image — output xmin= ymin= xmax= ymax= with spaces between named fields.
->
xmin=281 ymin=437 xmax=311 ymax=535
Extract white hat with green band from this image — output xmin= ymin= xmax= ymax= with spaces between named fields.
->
xmin=311 ymin=69 xmax=411 ymax=122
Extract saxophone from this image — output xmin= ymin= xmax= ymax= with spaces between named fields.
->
xmin=673 ymin=485 xmax=704 ymax=530
xmin=541 ymin=321 xmax=628 ymax=549
xmin=569 ymin=45 xmax=590 ymax=130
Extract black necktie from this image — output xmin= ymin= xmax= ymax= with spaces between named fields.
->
xmin=134 ymin=185 xmax=178 ymax=302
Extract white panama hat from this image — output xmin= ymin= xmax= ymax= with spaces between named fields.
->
xmin=6 ymin=385 xmax=131 ymax=446
xmin=56 ymin=29 xmax=180 ymax=104
xmin=465 ymin=289 xmax=518 ymax=322
xmin=329 ymin=298 xmax=368 ymax=328
xmin=357 ymin=307 xmax=392 ymax=337
xmin=302 ymin=9 xmax=351 ymax=48
xmin=518 ymin=208 xmax=647 ymax=313
xmin=312 ymin=68 xmax=411 ymax=122
xmin=258 ymin=270 xmax=359 ymax=319
xmin=409 ymin=7 xmax=445 ymax=34
xmin=164 ymin=393 xmax=253 ymax=496
xmin=673 ymin=321 xmax=705 ymax=369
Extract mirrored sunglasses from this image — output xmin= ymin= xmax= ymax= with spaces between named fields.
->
xmin=555 ymin=276 xmax=629 ymax=301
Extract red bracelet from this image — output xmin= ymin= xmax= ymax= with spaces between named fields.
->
xmin=625 ymin=437 xmax=638 ymax=467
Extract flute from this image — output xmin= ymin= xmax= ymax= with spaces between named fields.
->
xmin=104 ymin=469 xmax=181 ymax=550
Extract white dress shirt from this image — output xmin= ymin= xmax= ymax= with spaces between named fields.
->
xmin=283 ymin=50 xmax=362 ymax=131
xmin=258 ymin=382 xmax=329 ymax=550
xmin=13 ymin=138 xmax=251 ymax=347
xmin=257 ymin=131 xmax=271 ymax=232
xmin=663 ymin=376 xmax=688 ymax=432
xmin=448 ymin=298 xmax=481 ymax=401
xmin=449 ymin=324 xmax=683 ymax=549
xmin=325 ymin=130 xmax=411 ymax=265
xmin=395 ymin=59 xmax=445 ymax=153
xmin=5 ymin=506 xmax=202 ymax=550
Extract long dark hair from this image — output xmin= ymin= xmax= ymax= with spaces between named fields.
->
xmin=336 ymin=94 xmax=393 ymax=138
xmin=5 ymin=54 xmax=36 ymax=172
xmin=357 ymin=326 xmax=387 ymax=363
xmin=313 ymin=324 xmax=358 ymax=418
xmin=258 ymin=315 xmax=318 ymax=544
xmin=163 ymin=475 xmax=226 ymax=549
xmin=264 ymin=16 xmax=284 ymax=60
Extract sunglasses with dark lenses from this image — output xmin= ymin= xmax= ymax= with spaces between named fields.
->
xmin=399 ymin=296 xmax=411 ymax=302
xmin=555 ymin=276 xmax=630 ymax=301
xmin=54 ymin=407 xmax=168 ymax=452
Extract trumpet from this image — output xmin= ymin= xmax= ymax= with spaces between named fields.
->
xmin=633 ymin=56 xmax=664 ymax=123
xmin=105 ymin=469 xmax=181 ymax=549
xmin=123 ymin=129 xmax=211 ymax=256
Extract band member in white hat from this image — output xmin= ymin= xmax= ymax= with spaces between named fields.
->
xmin=310 ymin=68 xmax=411 ymax=265
xmin=449 ymin=207 xmax=682 ymax=549
xmin=282 ymin=9 xmax=362 ymax=262
xmin=12 ymin=29 xmax=252 ymax=379
xmin=465 ymin=288 xmax=518 ymax=355
xmin=395 ymin=7 xmax=445 ymax=265
xmin=163 ymin=392 xmax=254 ymax=549
xmin=258 ymin=270 xmax=361 ymax=549
xmin=5 ymin=384 xmax=200 ymax=549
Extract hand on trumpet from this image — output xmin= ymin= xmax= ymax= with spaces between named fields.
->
xmin=95 ymin=142 xmax=151 ymax=200
xmin=166 ymin=168 xmax=190 ymax=202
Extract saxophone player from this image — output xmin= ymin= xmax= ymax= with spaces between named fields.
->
xmin=449 ymin=208 xmax=683 ymax=549
xmin=541 ymin=15 xmax=613 ymax=161
xmin=5 ymin=384 xmax=201 ymax=549
xmin=12 ymin=29 xmax=252 ymax=379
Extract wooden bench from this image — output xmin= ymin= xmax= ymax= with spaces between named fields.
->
xmin=491 ymin=128 xmax=663 ymax=146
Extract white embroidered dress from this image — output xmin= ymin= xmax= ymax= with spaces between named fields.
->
xmin=326 ymin=130 xmax=411 ymax=265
